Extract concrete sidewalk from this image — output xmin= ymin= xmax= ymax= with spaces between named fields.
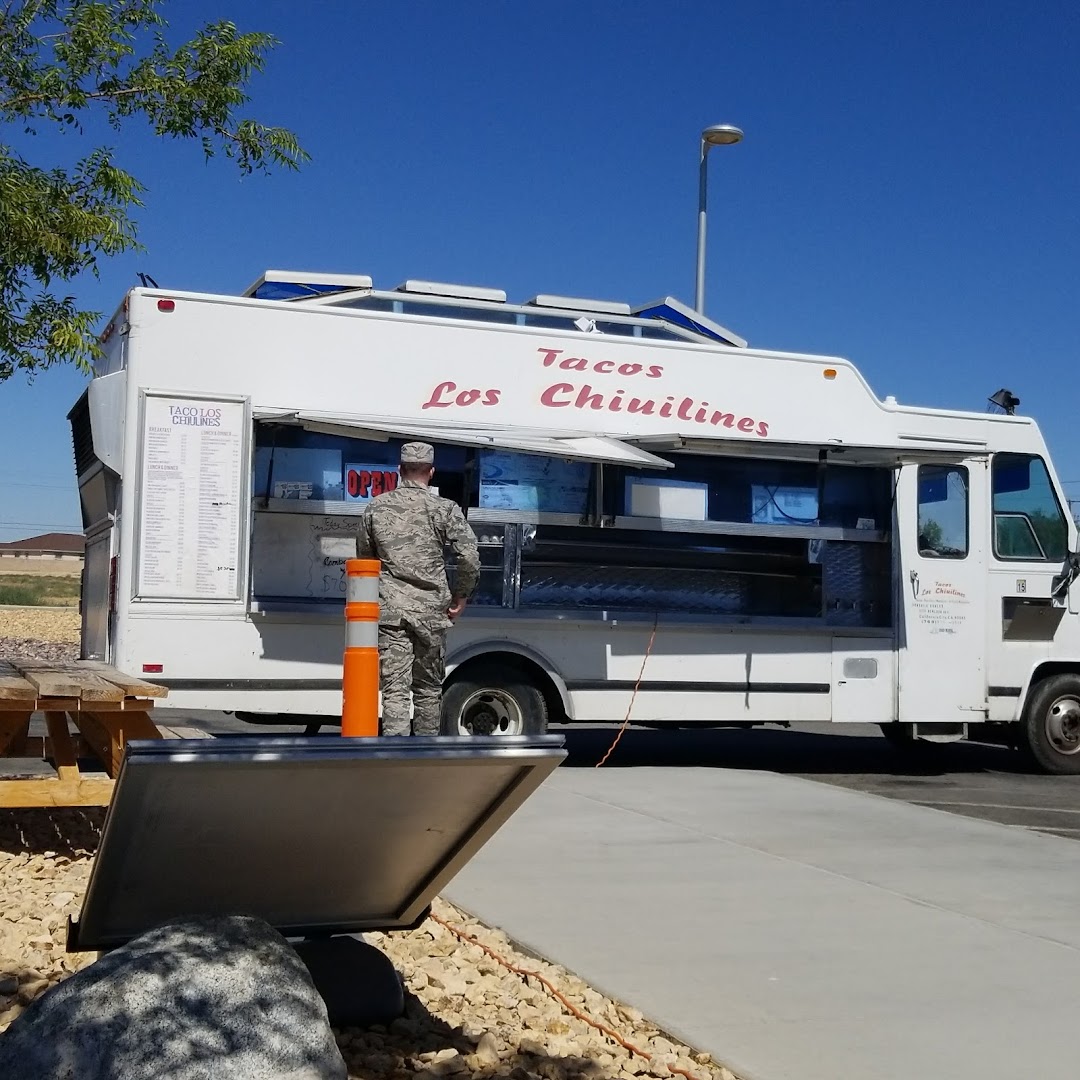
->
xmin=445 ymin=765 xmax=1080 ymax=1080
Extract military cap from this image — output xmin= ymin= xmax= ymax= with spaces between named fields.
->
xmin=400 ymin=441 xmax=435 ymax=465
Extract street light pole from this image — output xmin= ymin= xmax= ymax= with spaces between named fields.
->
xmin=694 ymin=123 xmax=743 ymax=315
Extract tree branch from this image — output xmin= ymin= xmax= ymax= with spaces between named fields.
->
xmin=0 ymin=84 xmax=148 ymax=111
xmin=2 ymin=0 xmax=44 ymax=29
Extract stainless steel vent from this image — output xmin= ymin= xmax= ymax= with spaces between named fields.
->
xmin=68 ymin=735 xmax=566 ymax=951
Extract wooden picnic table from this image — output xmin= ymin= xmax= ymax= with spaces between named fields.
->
xmin=0 ymin=659 xmax=179 ymax=808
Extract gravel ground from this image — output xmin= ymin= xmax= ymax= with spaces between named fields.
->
xmin=0 ymin=610 xmax=738 ymax=1080
xmin=0 ymin=810 xmax=736 ymax=1080
xmin=0 ymin=607 xmax=81 ymax=660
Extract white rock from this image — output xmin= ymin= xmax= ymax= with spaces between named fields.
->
xmin=432 ymin=1052 xmax=468 ymax=1075
xmin=474 ymin=1032 xmax=501 ymax=1065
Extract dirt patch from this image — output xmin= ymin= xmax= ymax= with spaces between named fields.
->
xmin=0 ymin=561 xmax=82 ymax=579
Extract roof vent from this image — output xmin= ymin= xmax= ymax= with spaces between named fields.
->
xmin=394 ymin=280 xmax=507 ymax=302
xmin=525 ymin=294 xmax=632 ymax=316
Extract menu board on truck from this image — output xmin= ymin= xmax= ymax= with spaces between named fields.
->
xmin=136 ymin=394 xmax=248 ymax=600
xmin=478 ymin=450 xmax=590 ymax=515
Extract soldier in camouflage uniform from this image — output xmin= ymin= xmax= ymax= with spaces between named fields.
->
xmin=356 ymin=442 xmax=480 ymax=736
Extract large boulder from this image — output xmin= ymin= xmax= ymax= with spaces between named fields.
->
xmin=0 ymin=914 xmax=347 ymax=1080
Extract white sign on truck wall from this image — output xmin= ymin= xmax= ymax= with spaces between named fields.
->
xmin=136 ymin=393 xmax=247 ymax=600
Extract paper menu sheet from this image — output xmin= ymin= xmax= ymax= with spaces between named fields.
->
xmin=478 ymin=451 xmax=590 ymax=514
xmin=626 ymin=478 xmax=708 ymax=521
xmin=137 ymin=396 xmax=246 ymax=599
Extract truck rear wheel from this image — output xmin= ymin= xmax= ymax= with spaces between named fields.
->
xmin=1021 ymin=674 xmax=1080 ymax=775
xmin=441 ymin=664 xmax=548 ymax=738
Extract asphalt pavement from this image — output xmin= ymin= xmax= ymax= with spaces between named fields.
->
xmin=553 ymin=722 xmax=1080 ymax=842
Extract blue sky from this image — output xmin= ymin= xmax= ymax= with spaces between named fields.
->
xmin=3 ymin=0 xmax=1080 ymax=542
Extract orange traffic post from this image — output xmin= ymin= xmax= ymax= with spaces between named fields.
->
xmin=342 ymin=558 xmax=381 ymax=736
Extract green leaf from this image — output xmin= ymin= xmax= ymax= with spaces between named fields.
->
xmin=0 ymin=0 xmax=309 ymax=381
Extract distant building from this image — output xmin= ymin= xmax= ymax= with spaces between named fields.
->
xmin=0 ymin=532 xmax=85 ymax=567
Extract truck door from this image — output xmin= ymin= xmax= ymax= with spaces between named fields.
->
xmin=985 ymin=453 xmax=1074 ymax=698
xmin=896 ymin=460 xmax=988 ymax=723
xmin=79 ymin=523 xmax=113 ymax=662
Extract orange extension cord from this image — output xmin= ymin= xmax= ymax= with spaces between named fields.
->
xmin=430 ymin=913 xmax=703 ymax=1080
xmin=594 ymin=615 xmax=658 ymax=768
xmin=431 ymin=619 xmax=691 ymax=1077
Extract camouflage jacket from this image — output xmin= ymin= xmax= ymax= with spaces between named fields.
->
xmin=356 ymin=480 xmax=480 ymax=628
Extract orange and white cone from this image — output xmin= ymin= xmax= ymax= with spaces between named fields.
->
xmin=342 ymin=558 xmax=380 ymax=736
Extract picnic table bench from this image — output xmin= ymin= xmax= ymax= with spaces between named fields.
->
xmin=0 ymin=659 xmax=189 ymax=808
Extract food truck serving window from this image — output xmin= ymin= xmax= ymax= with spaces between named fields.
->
xmin=250 ymin=425 xmax=472 ymax=604
xmin=254 ymin=424 xmax=469 ymax=506
xmin=607 ymin=455 xmax=891 ymax=532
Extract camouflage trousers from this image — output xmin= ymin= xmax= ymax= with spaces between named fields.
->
xmin=378 ymin=623 xmax=446 ymax=736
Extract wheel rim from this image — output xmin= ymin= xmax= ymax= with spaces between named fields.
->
xmin=1044 ymin=695 xmax=1080 ymax=756
xmin=455 ymin=688 xmax=524 ymax=737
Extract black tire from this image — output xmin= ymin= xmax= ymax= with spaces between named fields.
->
xmin=441 ymin=664 xmax=548 ymax=738
xmin=1020 ymin=674 xmax=1080 ymax=775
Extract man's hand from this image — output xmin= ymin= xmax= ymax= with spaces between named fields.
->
xmin=448 ymin=596 xmax=468 ymax=621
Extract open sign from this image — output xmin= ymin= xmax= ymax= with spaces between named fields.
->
xmin=344 ymin=464 xmax=399 ymax=503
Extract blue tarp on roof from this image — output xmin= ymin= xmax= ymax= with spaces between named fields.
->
xmin=250 ymin=281 xmax=356 ymax=302
xmin=633 ymin=300 xmax=744 ymax=347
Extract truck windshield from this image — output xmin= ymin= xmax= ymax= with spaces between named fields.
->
xmin=992 ymin=454 xmax=1068 ymax=561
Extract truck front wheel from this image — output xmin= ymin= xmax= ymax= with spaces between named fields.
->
xmin=441 ymin=664 xmax=548 ymax=738
xmin=1021 ymin=674 xmax=1080 ymax=775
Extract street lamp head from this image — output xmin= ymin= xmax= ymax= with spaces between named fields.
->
xmin=701 ymin=123 xmax=744 ymax=147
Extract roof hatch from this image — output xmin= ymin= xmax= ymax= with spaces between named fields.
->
xmin=241 ymin=270 xmax=374 ymax=301
xmin=632 ymin=297 xmax=746 ymax=348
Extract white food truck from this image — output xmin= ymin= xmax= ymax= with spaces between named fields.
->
xmin=70 ymin=271 xmax=1080 ymax=772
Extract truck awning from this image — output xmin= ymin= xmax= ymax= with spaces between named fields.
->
xmin=627 ymin=432 xmax=988 ymax=464
xmin=256 ymin=410 xmax=673 ymax=469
